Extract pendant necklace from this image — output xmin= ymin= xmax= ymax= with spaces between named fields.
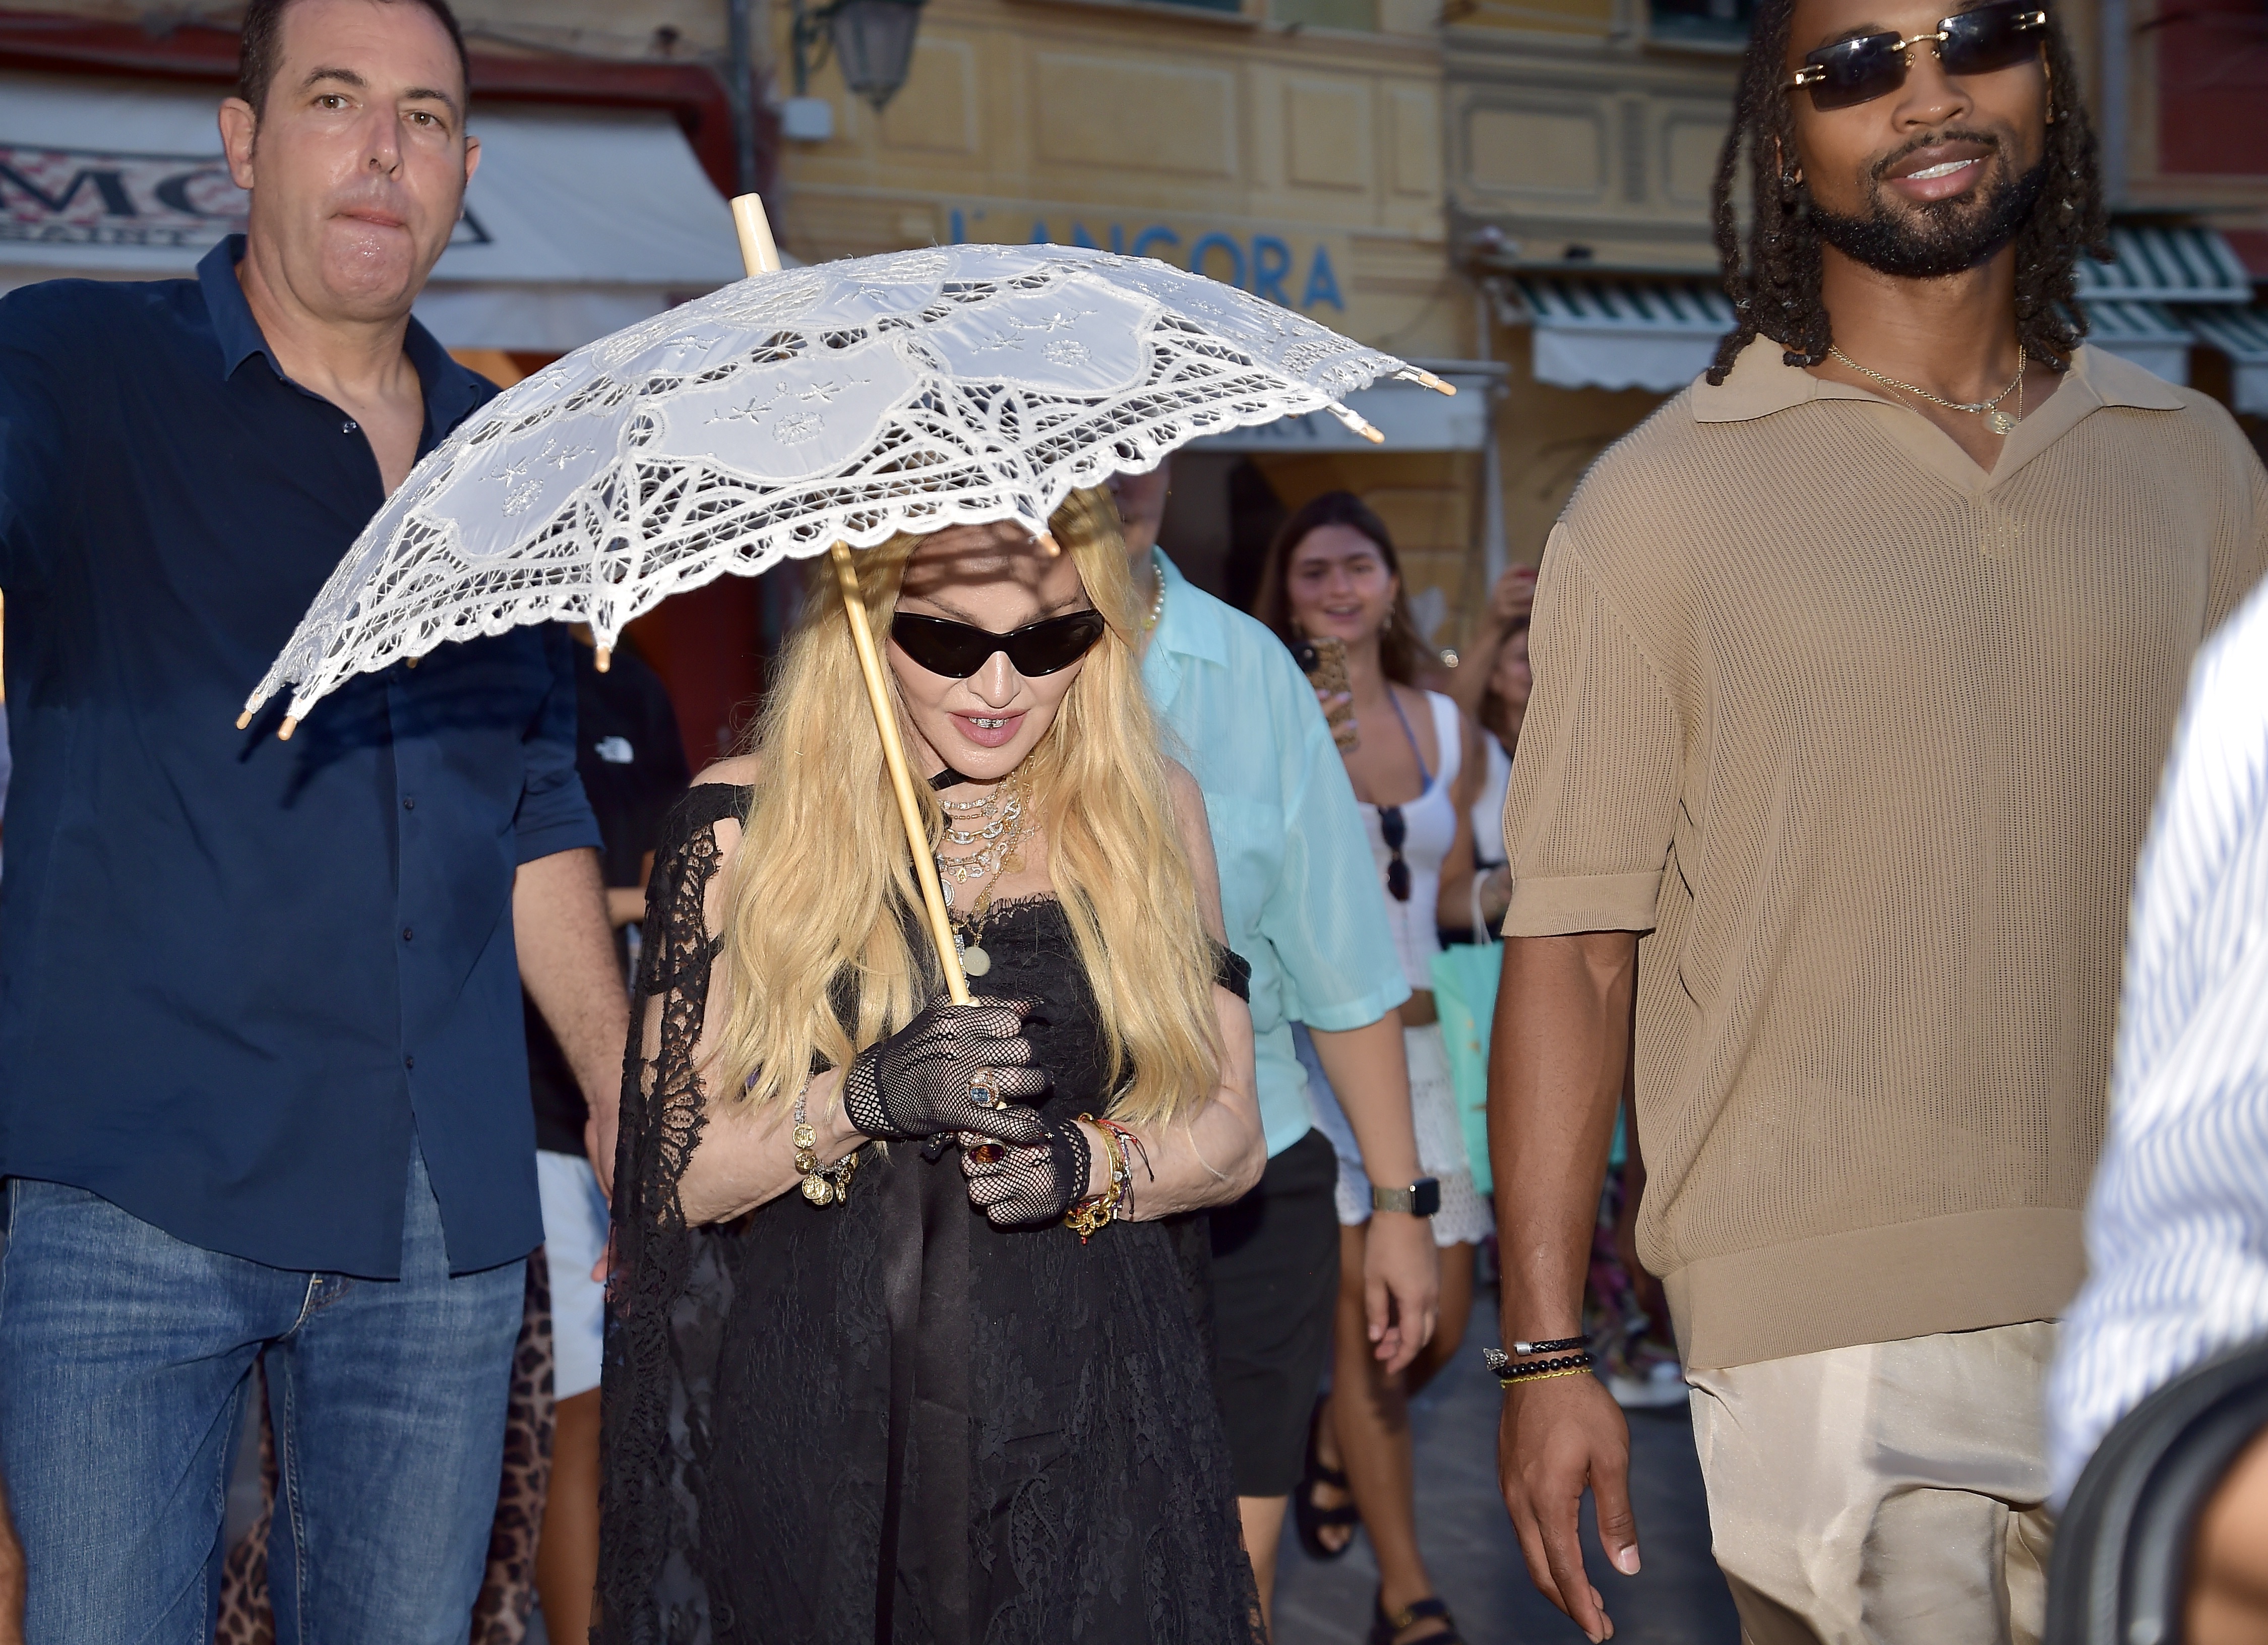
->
xmin=936 ymin=775 xmax=1028 ymax=978
xmin=1828 ymin=342 xmax=2028 ymax=435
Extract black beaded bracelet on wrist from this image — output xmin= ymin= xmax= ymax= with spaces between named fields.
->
xmin=1483 ymin=1347 xmax=1596 ymax=1386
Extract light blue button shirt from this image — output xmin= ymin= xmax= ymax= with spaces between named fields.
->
xmin=1140 ymin=551 xmax=1411 ymax=1156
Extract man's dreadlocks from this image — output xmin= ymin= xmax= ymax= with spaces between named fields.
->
xmin=1704 ymin=0 xmax=2111 ymax=385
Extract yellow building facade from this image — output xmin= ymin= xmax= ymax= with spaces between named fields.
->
xmin=773 ymin=0 xmax=1499 ymax=653
xmin=1443 ymin=0 xmax=1739 ymax=580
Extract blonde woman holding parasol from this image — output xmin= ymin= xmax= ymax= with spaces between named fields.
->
xmin=597 ymin=487 xmax=1269 ymax=1644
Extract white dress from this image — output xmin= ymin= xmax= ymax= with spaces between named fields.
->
xmin=1300 ymin=689 xmax=1493 ymax=1247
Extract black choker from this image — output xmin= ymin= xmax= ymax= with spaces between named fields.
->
xmin=929 ymin=766 xmax=974 ymax=791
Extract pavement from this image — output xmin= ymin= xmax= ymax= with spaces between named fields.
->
xmin=1272 ymin=1295 xmax=1744 ymax=1645
xmin=439 ymin=1292 xmax=1740 ymax=1645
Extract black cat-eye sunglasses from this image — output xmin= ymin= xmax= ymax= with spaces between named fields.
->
xmin=889 ymin=610 xmax=1109 ymax=679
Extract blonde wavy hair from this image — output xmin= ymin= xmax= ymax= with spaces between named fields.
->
xmin=713 ymin=489 xmax=1222 ymax=1128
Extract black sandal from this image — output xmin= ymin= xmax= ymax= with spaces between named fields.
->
xmin=1292 ymin=1396 xmax=1360 ymax=1561
xmin=1367 ymin=1593 xmax=1464 ymax=1645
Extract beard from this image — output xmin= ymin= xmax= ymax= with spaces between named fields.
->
xmin=1809 ymin=138 xmax=2048 ymax=280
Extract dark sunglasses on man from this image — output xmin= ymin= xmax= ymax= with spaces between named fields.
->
xmin=889 ymin=609 xmax=1109 ymax=679
xmin=1786 ymin=0 xmax=2047 ymax=112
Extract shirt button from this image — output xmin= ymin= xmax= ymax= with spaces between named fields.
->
xmin=404 ymin=1054 xmax=415 ymax=1070
xmin=402 ymin=796 xmax=416 ymax=811
xmin=402 ymin=927 xmax=415 ymax=942
xmin=343 ymin=420 xmax=358 ymax=434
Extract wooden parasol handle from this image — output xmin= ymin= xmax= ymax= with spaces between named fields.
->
xmin=830 ymin=543 xmax=972 ymax=1005
xmin=731 ymin=193 xmax=966 ymax=1004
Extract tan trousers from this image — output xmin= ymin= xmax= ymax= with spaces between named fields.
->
xmin=1686 ymin=1321 xmax=2058 ymax=1645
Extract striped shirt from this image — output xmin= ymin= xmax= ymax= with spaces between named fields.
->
xmin=2048 ymin=575 xmax=2268 ymax=1502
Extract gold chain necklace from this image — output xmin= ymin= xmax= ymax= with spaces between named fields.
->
xmin=1828 ymin=342 xmax=2028 ymax=435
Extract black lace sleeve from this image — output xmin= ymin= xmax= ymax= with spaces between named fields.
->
xmin=596 ymin=780 xmax=749 ymax=1641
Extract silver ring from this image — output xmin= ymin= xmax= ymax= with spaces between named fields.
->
xmin=967 ymin=1070 xmax=1004 ymax=1108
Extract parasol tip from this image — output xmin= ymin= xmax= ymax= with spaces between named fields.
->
xmin=1410 ymin=369 xmax=1456 ymax=396
xmin=730 ymin=194 xmax=784 ymax=278
xmin=594 ymin=645 xmax=612 ymax=674
xmin=1324 ymin=401 xmax=1386 ymax=445
xmin=278 ymin=716 xmax=299 ymax=742
xmin=235 ymin=709 xmax=255 ymax=730
xmin=1036 ymin=532 xmax=1062 ymax=559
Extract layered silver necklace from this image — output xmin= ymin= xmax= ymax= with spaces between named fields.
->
xmin=935 ymin=777 xmax=1028 ymax=978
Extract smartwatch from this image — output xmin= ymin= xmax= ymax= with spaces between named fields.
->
xmin=1371 ymin=1177 xmax=1441 ymax=1217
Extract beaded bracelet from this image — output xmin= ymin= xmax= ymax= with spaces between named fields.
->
xmin=1483 ymin=1347 xmax=1595 ymax=1387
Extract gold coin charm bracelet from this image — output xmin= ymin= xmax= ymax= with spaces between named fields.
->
xmin=793 ymin=1081 xmax=859 ymax=1206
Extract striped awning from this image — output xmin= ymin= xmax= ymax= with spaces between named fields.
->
xmin=2187 ymin=304 xmax=2268 ymax=363
xmin=2186 ymin=305 xmax=2268 ymax=415
xmin=2078 ymin=299 xmax=2197 ymax=386
xmin=1501 ymin=256 xmax=2262 ymax=398
xmin=1509 ymin=278 xmax=1736 ymax=393
xmin=2074 ymin=226 xmax=2252 ymax=305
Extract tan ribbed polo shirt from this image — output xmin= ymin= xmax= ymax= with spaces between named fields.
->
xmin=1502 ymin=337 xmax=2268 ymax=1370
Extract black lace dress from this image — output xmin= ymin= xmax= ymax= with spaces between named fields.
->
xmin=597 ymin=783 xmax=1266 ymax=1645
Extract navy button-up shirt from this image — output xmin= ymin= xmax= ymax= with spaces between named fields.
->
xmin=0 ymin=238 xmax=599 ymax=1277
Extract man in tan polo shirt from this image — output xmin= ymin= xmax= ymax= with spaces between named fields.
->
xmin=1483 ymin=0 xmax=2268 ymax=1640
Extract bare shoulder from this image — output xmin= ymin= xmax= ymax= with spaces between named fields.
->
xmin=1161 ymin=757 xmax=1226 ymax=937
xmin=695 ymin=753 xmax=763 ymax=788
xmin=1162 ymin=758 xmax=1212 ymax=841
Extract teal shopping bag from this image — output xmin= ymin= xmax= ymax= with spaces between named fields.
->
xmin=1428 ymin=942 xmax=1503 ymax=1196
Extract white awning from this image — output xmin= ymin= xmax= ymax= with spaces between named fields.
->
xmin=1187 ymin=360 xmax=1504 ymax=452
xmin=2080 ymin=299 xmax=2196 ymax=386
xmin=2074 ymin=225 xmax=2252 ymax=306
xmin=0 ymin=70 xmax=744 ymax=351
xmin=2188 ymin=305 xmax=2268 ymax=415
xmin=1508 ymin=278 xmax=1735 ymax=394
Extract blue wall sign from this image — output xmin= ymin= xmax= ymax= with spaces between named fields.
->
xmin=946 ymin=208 xmax=1344 ymax=312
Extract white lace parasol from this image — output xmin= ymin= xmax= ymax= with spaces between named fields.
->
xmin=242 ymin=240 xmax=1443 ymax=726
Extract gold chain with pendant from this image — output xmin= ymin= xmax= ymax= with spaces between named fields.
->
xmin=1828 ymin=342 xmax=2028 ymax=435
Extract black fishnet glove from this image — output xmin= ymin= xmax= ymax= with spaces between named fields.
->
xmin=959 ymin=1118 xmax=1093 ymax=1229
xmin=839 ymin=996 xmax=1050 ymax=1143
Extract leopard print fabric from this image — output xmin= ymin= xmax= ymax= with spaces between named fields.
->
xmin=214 ymin=1250 xmax=557 ymax=1644
xmin=475 ymin=1247 xmax=557 ymax=1642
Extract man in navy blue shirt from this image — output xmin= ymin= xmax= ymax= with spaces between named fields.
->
xmin=0 ymin=0 xmax=630 ymax=1636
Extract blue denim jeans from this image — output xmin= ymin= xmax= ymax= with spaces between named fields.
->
xmin=0 ymin=1150 xmax=524 ymax=1644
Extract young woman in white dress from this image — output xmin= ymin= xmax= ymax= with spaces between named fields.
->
xmin=1255 ymin=492 xmax=1492 ymax=1645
